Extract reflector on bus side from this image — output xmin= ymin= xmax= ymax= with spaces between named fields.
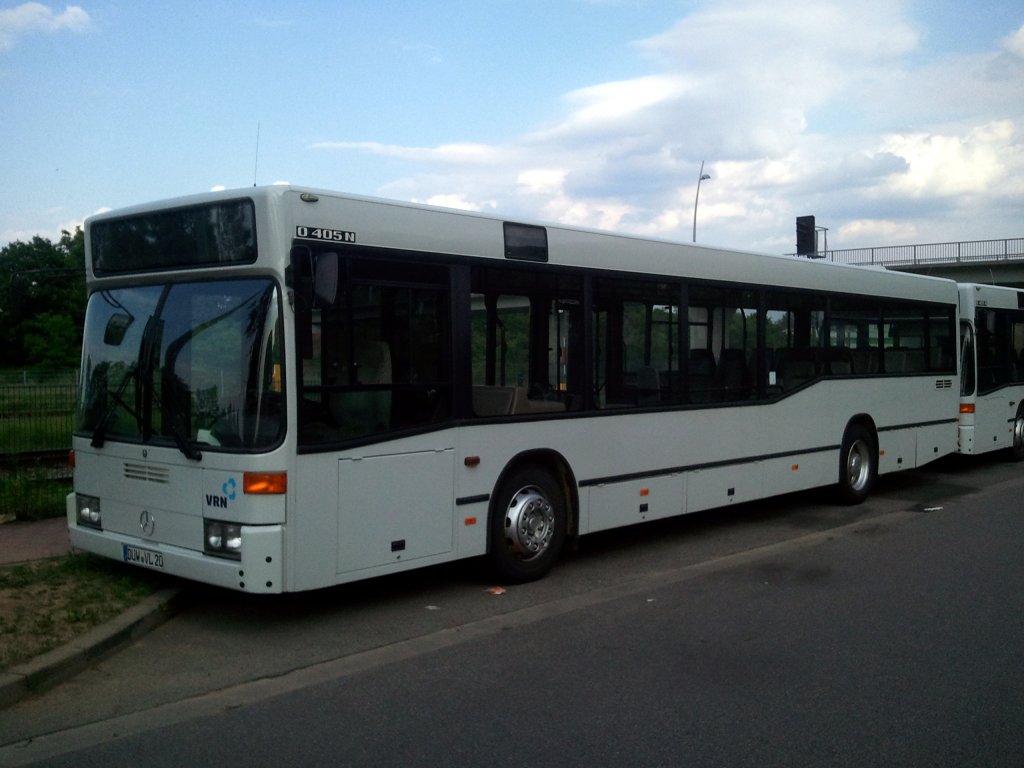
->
xmin=244 ymin=472 xmax=287 ymax=495
xmin=960 ymin=403 xmax=976 ymax=414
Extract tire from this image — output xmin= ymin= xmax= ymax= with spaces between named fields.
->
xmin=488 ymin=466 xmax=567 ymax=583
xmin=1009 ymin=407 xmax=1024 ymax=462
xmin=837 ymin=424 xmax=876 ymax=505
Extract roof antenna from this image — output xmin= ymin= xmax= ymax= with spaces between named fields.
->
xmin=253 ymin=121 xmax=261 ymax=187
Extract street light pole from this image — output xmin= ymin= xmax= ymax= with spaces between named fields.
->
xmin=692 ymin=160 xmax=711 ymax=243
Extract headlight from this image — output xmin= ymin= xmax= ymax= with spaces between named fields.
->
xmin=76 ymin=494 xmax=102 ymax=529
xmin=204 ymin=519 xmax=242 ymax=560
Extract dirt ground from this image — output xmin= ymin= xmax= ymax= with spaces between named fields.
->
xmin=0 ymin=555 xmax=163 ymax=671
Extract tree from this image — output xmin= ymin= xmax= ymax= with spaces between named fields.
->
xmin=22 ymin=313 xmax=81 ymax=369
xmin=0 ymin=229 xmax=86 ymax=370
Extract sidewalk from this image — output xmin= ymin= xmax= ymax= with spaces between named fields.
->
xmin=0 ymin=517 xmax=183 ymax=710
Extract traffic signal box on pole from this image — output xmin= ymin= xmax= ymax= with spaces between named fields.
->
xmin=796 ymin=215 xmax=816 ymax=256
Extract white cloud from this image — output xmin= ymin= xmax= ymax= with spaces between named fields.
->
xmin=541 ymin=75 xmax=689 ymax=137
xmin=1003 ymin=24 xmax=1024 ymax=58
xmin=839 ymin=219 xmax=918 ymax=244
xmin=880 ymin=121 xmax=1018 ymax=198
xmin=413 ymin=194 xmax=495 ymax=212
xmin=638 ymin=0 xmax=918 ymax=93
xmin=516 ymin=169 xmax=566 ymax=195
xmin=0 ymin=2 xmax=90 ymax=51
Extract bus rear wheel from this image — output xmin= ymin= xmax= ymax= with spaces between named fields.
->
xmin=838 ymin=424 xmax=876 ymax=505
xmin=488 ymin=466 xmax=566 ymax=583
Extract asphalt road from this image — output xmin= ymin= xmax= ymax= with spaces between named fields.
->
xmin=2 ymin=454 xmax=1023 ymax=766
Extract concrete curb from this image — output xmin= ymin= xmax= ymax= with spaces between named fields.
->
xmin=0 ymin=587 xmax=186 ymax=710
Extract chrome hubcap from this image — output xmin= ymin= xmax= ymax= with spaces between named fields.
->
xmin=846 ymin=440 xmax=870 ymax=491
xmin=504 ymin=486 xmax=555 ymax=560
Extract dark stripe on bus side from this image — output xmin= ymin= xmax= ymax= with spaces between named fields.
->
xmin=455 ymin=418 xmax=961 ymax=500
xmin=578 ymin=417 xmax=958 ymax=489
xmin=579 ymin=443 xmax=839 ymax=488
xmin=456 ymin=494 xmax=490 ymax=506
xmin=877 ymin=417 xmax=957 ymax=432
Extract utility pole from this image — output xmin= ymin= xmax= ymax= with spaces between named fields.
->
xmin=692 ymin=161 xmax=711 ymax=243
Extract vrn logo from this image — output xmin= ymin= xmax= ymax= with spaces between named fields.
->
xmin=206 ymin=477 xmax=238 ymax=509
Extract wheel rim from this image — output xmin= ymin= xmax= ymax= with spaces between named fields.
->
xmin=1014 ymin=416 xmax=1024 ymax=450
xmin=846 ymin=439 xmax=871 ymax=492
xmin=503 ymin=485 xmax=555 ymax=561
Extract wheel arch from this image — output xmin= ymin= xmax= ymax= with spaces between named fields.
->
xmin=837 ymin=414 xmax=879 ymax=505
xmin=843 ymin=413 xmax=878 ymax=453
xmin=490 ymin=449 xmax=580 ymax=540
xmin=1009 ymin=403 xmax=1024 ymax=461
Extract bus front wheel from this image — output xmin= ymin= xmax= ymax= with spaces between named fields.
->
xmin=1010 ymin=407 xmax=1024 ymax=461
xmin=838 ymin=424 xmax=876 ymax=505
xmin=488 ymin=466 xmax=566 ymax=583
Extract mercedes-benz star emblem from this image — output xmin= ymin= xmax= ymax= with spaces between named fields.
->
xmin=139 ymin=510 xmax=156 ymax=536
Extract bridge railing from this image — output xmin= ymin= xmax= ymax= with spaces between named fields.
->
xmin=810 ymin=238 xmax=1024 ymax=267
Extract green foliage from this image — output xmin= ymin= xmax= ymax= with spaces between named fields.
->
xmin=0 ymin=375 xmax=77 ymax=520
xmin=23 ymin=313 xmax=80 ymax=368
xmin=471 ymin=304 xmax=531 ymax=385
xmin=0 ymin=229 xmax=85 ymax=370
xmin=0 ymin=468 xmax=71 ymax=521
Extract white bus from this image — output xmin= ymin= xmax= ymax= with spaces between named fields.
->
xmin=957 ymin=282 xmax=1024 ymax=459
xmin=68 ymin=186 xmax=961 ymax=592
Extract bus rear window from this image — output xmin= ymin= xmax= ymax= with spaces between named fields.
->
xmin=91 ymin=200 xmax=257 ymax=275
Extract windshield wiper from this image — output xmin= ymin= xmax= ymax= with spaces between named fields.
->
xmin=165 ymin=410 xmax=203 ymax=461
xmin=90 ymin=364 xmax=141 ymax=449
xmin=172 ymin=428 xmax=202 ymax=461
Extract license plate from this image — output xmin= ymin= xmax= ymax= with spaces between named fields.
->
xmin=122 ymin=544 xmax=164 ymax=570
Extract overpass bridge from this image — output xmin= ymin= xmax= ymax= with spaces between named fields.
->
xmin=813 ymin=237 xmax=1024 ymax=287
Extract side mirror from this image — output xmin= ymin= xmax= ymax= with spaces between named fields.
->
xmin=313 ymin=252 xmax=339 ymax=307
xmin=103 ymin=313 xmax=133 ymax=345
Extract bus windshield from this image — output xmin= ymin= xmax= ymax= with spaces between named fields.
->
xmin=76 ymin=278 xmax=284 ymax=454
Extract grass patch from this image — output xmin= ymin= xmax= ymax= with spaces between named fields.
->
xmin=0 ymin=553 xmax=166 ymax=672
xmin=0 ymin=469 xmax=71 ymax=522
xmin=0 ymin=380 xmax=77 ymax=453
xmin=0 ymin=413 xmax=74 ymax=454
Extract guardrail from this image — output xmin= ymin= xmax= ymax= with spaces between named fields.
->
xmin=799 ymin=238 xmax=1024 ymax=267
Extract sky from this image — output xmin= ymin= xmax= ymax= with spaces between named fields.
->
xmin=1 ymin=0 xmax=1022 ymax=254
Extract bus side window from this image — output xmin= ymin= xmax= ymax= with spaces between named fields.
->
xmin=592 ymin=278 xmax=680 ymax=409
xmin=337 ymin=337 xmax=392 ymax=436
xmin=470 ymin=268 xmax=581 ymax=416
xmin=298 ymin=253 xmax=452 ymax=444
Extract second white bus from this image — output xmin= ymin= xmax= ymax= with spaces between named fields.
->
xmin=957 ymin=282 xmax=1024 ymax=459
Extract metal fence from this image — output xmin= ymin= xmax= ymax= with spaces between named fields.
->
xmin=0 ymin=371 xmax=77 ymax=522
xmin=820 ymin=238 xmax=1024 ymax=267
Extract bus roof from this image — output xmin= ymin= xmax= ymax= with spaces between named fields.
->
xmin=86 ymin=184 xmax=959 ymax=304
